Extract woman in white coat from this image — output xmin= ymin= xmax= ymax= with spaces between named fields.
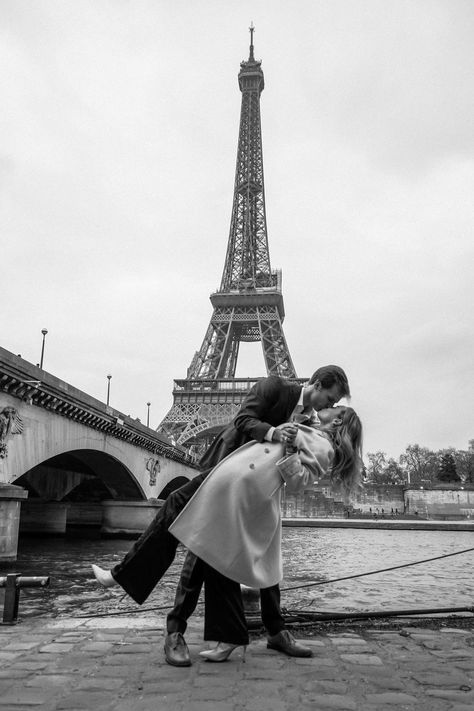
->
xmin=169 ymin=405 xmax=363 ymax=661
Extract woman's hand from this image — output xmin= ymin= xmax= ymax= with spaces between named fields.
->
xmin=274 ymin=423 xmax=298 ymax=445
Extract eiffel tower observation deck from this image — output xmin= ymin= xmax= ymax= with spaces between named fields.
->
xmin=158 ymin=28 xmax=305 ymax=457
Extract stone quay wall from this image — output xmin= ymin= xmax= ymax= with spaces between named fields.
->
xmin=405 ymin=486 xmax=474 ymax=519
xmin=283 ymin=483 xmax=474 ymax=519
xmin=353 ymin=483 xmax=405 ymax=515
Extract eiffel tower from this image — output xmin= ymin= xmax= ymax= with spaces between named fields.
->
xmin=158 ymin=27 xmax=304 ymax=457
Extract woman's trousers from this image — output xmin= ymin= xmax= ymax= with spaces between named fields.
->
xmin=202 ymin=559 xmax=249 ymax=645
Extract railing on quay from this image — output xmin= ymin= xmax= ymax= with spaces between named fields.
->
xmin=0 ymin=574 xmax=50 ymax=625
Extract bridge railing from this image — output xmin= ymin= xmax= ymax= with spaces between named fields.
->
xmin=0 ymin=346 xmax=196 ymax=467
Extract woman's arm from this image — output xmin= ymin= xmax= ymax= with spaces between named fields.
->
xmin=275 ymin=428 xmax=333 ymax=494
xmin=276 ymin=453 xmax=318 ymax=493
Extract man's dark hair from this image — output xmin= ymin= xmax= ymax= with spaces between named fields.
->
xmin=309 ymin=365 xmax=350 ymax=398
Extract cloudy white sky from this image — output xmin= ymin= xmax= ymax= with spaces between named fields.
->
xmin=2 ymin=0 xmax=473 ymax=459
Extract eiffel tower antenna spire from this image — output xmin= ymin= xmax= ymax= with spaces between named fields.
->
xmin=249 ymin=21 xmax=255 ymax=61
xmin=158 ymin=32 xmax=302 ymax=456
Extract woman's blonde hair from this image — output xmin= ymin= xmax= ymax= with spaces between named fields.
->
xmin=328 ymin=406 xmax=363 ymax=494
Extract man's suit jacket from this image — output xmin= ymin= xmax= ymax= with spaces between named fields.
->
xmin=199 ymin=376 xmax=303 ymax=470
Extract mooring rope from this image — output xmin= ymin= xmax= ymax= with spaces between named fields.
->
xmin=75 ymin=545 xmax=474 ymax=619
xmin=280 ymin=545 xmax=474 ymax=593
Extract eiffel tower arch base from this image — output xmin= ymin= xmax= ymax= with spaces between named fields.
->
xmin=159 ymin=380 xmax=255 ymax=460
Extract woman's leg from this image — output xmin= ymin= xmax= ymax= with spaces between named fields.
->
xmin=203 ymin=562 xmax=249 ymax=646
xmin=111 ymin=472 xmax=207 ymax=604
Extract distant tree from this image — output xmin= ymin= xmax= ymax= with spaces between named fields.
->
xmin=453 ymin=450 xmax=474 ymax=483
xmin=436 ymin=447 xmax=457 ymax=465
xmin=437 ymin=446 xmax=473 ymax=483
xmin=437 ymin=452 xmax=460 ymax=482
xmin=454 ymin=446 xmax=474 ymax=483
xmin=365 ymin=453 xmax=405 ymax=485
xmin=365 ymin=441 xmax=474 ymax=486
xmin=384 ymin=458 xmax=405 ymax=484
xmin=400 ymin=444 xmax=437 ymax=486
xmin=366 ymin=451 xmax=387 ymax=483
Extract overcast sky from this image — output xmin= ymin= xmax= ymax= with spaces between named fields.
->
xmin=2 ymin=0 xmax=473 ymax=459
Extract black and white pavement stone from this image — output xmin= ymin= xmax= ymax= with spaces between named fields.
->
xmin=0 ymin=616 xmax=472 ymax=710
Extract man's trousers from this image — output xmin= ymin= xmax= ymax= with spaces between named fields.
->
xmin=112 ymin=472 xmax=207 ymax=604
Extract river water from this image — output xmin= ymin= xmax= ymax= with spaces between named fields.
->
xmin=7 ymin=527 xmax=474 ymax=620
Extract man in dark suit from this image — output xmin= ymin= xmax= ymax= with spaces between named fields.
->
xmin=164 ymin=365 xmax=350 ymax=665
xmin=93 ymin=365 xmax=350 ymax=665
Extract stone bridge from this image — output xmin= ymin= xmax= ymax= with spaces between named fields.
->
xmin=0 ymin=347 xmax=199 ymax=559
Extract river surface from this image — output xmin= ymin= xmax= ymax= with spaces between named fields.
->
xmin=5 ymin=528 xmax=474 ymax=620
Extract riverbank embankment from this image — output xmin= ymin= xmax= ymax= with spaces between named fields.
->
xmin=282 ymin=517 xmax=474 ymax=531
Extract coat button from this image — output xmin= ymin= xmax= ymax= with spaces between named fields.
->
xmin=249 ymin=463 xmax=255 ymax=469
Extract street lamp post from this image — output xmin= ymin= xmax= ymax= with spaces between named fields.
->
xmin=39 ymin=329 xmax=48 ymax=369
xmin=147 ymin=402 xmax=151 ymax=428
xmin=106 ymin=375 xmax=112 ymax=406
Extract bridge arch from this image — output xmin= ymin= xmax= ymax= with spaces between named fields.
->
xmin=13 ymin=448 xmax=146 ymax=502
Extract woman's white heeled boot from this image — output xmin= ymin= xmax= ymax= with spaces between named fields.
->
xmin=199 ymin=642 xmax=246 ymax=662
xmin=91 ymin=564 xmax=117 ymax=589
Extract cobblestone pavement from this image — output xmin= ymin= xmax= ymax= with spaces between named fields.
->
xmin=0 ymin=616 xmax=473 ymax=710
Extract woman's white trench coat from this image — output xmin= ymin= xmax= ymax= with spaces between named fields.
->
xmin=169 ymin=425 xmax=334 ymax=588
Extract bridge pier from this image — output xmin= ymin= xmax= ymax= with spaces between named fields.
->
xmin=19 ymin=500 xmax=69 ymax=535
xmin=66 ymin=502 xmax=103 ymax=530
xmin=100 ymin=500 xmax=164 ymax=538
xmin=0 ymin=484 xmax=28 ymax=562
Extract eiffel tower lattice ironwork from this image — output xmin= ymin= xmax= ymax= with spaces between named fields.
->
xmin=158 ymin=28 xmax=304 ymax=456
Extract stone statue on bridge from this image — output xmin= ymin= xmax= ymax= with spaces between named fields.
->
xmin=0 ymin=406 xmax=23 ymax=458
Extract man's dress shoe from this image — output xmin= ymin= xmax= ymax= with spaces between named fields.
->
xmin=267 ymin=629 xmax=312 ymax=657
xmin=164 ymin=632 xmax=191 ymax=667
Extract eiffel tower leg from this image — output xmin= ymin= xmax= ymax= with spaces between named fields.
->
xmin=190 ymin=307 xmax=251 ymax=381
xmin=222 ymin=333 xmax=240 ymax=379
xmin=189 ymin=312 xmax=236 ymax=380
xmin=258 ymin=307 xmax=297 ymax=378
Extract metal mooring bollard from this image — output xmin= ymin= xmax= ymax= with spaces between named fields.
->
xmin=0 ymin=573 xmax=50 ymax=625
